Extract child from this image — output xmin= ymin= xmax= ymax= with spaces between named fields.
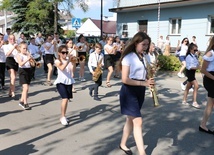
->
xmin=0 ymin=33 xmax=6 ymax=90
xmin=16 ymin=42 xmax=32 ymax=110
xmin=54 ymin=45 xmax=75 ymax=126
xmin=88 ymin=43 xmax=104 ymax=101
xmin=182 ymin=43 xmax=201 ymax=108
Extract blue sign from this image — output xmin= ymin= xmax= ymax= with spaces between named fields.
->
xmin=72 ymin=18 xmax=81 ymax=28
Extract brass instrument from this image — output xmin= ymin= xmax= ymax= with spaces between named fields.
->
xmin=70 ymin=56 xmax=79 ymax=64
xmin=29 ymin=57 xmax=42 ymax=68
xmin=144 ymin=55 xmax=160 ymax=107
xmin=78 ymin=45 xmax=83 ymax=51
xmin=79 ymin=55 xmax=86 ymax=62
xmin=92 ymin=58 xmax=103 ymax=82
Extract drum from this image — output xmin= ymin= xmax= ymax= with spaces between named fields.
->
xmin=32 ymin=53 xmax=41 ymax=62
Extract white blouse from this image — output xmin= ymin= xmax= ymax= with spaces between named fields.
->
xmin=104 ymin=44 xmax=113 ymax=55
xmin=76 ymin=42 xmax=87 ymax=52
xmin=186 ymin=53 xmax=199 ymax=70
xmin=54 ymin=59 xmax=75 ymax=85
xmin=122 ymin=52 xmax=147 ymax=80
xmin=0 ymin=48 xmax=6 ymax=63
xmin=2 ymin=44 xmax=18 ymax=58
xmin=43 ymin=42 xmax=54 ymax=55
xmin=179 ymin=44 xmax=188 ymax=56
xmin=17 ymin=53 xmax=31 ymax=68
xmin=203 ymin=50 xmax=214 ymax=72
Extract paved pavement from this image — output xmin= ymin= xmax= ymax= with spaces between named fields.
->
xmin=0 ymin=66 xmax=214 ymax=155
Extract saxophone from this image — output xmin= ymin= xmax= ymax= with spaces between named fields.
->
xmin=92 ymin=58 xmax=103 ymax=82
xmin=144 ymin=55 xmax=160 ymax=107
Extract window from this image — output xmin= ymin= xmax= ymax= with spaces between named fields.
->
xmin=122 ymin=24 xmax=128 ymax=37
xmin=169 ymin=18 xmax=181 ymax=34
xmin=208 ymin=15 xmax=214 ymax=34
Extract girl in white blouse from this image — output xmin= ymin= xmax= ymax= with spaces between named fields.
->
xmin=16 ymin=42 xmax=32 ymax=110
xmin=118 ymin=32 xmax=154 ymax=155
xmin=54 ymin=45 xmax=75 ymax=126
xmin=182 ymin=43 xmax=201 ymax=108
xmin=199 ymin=36 xmax=214 ymax=134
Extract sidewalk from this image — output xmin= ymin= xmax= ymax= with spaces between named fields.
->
xmin=0 ymin=67 xmax=213 ymax=155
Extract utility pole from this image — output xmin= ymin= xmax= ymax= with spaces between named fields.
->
xmin=157 ymin=0 xmax=160 ymax=45
xmin=100 ymin=0 xmax=103 ymax=38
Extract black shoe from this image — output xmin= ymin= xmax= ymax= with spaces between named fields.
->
xmin=89 ymin=87 xmax=93 ymax=97
xmin=119 ymin=146 xmax=133 ymax=155
xmin=94 ymin=96 xmax=101 ymax=101
xmin=199 ymin=126 xmax=214 ymax=134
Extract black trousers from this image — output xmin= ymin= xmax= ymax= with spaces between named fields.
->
xmin=0 ymin=63 xmax=5 ymax=86
xmin=91 ymin=67 xmax=102 ymax=97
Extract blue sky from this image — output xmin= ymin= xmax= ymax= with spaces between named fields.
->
xmin=60 ymin=0 xmax=114 ymax=19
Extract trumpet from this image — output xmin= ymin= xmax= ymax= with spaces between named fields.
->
xmin=29 ymin=57 xmax=42 ymax=68
xmin=144 ymin=55 xmax=160 ymax=107
xmin=78 ymin=45 xmax=83 ymax=51
xmin=79 ymin=55 xmax=86 ymax=62
xmin=70 ymin=56 xmax=79 ymax=64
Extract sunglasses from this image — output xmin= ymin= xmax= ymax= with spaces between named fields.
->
xmin=60 ymin=51 xmax=68 ymax=55
xmin=194 ymin=49 xmax=198 ymax=52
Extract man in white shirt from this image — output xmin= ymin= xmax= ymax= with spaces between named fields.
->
xmin=28 ymin=37 xmax=41 ymax=80
xmin=3 ymin=28 xmax=11 ymax=42
xmin=35 ymin=32 xmax=44 ymax=46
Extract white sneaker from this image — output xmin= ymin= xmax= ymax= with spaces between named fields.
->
xmin=60 ymin=117 xmax=68 ymax=126
xmin=81 ymin=78 xmax=86 ymax=82
xmin=189 ymin=88 xmax=194 ymax=92
xmin=182 ymin=101 xmax=190 ymax=106
xmin=181 ymin=73 xmax=185 ymax=78
xmin=180 ymin=83 xmax=186 ymax=91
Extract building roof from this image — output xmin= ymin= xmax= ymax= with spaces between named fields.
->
xmin=109 ymin=0 xmax=214 ymax=12
xmin=91 ymin=19 xmax=116 ymax=34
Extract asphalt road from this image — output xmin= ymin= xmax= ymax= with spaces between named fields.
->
xmin=0 ymin=66 xmax=214 ymax=155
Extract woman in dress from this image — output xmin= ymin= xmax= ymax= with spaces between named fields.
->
xmin=199 ymin=36 xmax=214 ymax=134
xmin=118 ymin=32 xmax=154 ymax=155
xmin=54 ymin=45 xmax=75 ymax=126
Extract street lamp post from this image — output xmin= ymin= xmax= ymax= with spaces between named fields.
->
xmin=100 ymin=0 xmax=103 ymax=38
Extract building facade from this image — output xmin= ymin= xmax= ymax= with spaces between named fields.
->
xmin=110 ymin=0 xmax=214 ymax=51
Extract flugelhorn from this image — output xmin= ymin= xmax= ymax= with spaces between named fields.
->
xmin=144 ymin=55 xmax=159 ymax=107
xmin=79 ymin=55 xmax=86 ymax=62
xmin=70 ymin=56 xmax=79 ymax=64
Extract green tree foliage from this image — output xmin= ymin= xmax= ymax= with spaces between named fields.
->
xmin=0 ymin=0 xmax=88 ymax=36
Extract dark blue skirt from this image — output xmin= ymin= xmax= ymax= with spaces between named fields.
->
xmin=120 ymin=84 xmax=146 ymax=117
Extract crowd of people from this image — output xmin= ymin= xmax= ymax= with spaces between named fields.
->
xmin=0 ymin=28 xmax=214 ymax=155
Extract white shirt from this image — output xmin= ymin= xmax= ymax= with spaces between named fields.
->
xmin=54 ymin=59 xmax=75 ymax=85
xmin=203 ymin=50 xmax=214 ymax=72
xmin=179 ymin=44 xmax=188 ymax=56
xmin=35 ymin=37 xmax=44 ymax=46
xmin=88 ymin=52 xmax=104 ymax=73
xmin=17 ymin=53 xmax=31 ymax=68
xmin=43 ymin=42 xmax=54 ymax=55
xmin=17 ymin=38 xmax=24 ymax=44
xmin=68 ymin=48 xmax=77 ymax=57
xmin=28 ymin=43 xmax=39 ymax=55
xmin=104 ymin=44 xmax=113 ymax=55
xmin=122 ymin=52 xmax=147 ymax=80
xmin=0 ymin=48 xmax=6 ymax=63
xmin=2 ymin=44 xmax=18 ymax=58
xmin=186 ymin=53 xmax=199 ymax=70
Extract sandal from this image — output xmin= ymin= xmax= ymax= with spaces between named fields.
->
xmin=192 ymin=102 xmax=200 ymax=109
xmin=106 ymin=82 xmax=111 ymax=88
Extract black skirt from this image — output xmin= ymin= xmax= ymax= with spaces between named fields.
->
xmin=19 ymin=68 xmax=32 ymax=84
xmin=6 ymin=57 xmax=18 ymax=71
xmin=45 ymin=54 xmax=54 ymax=65
xmin=203 ymin=71 xmax=214 ymax=98
xmin=104 ymin=54 xmax=115 ymax=69
xmin=186 ymin=69 xmax=196 ymax=82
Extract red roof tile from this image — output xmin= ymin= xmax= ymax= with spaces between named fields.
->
xmin=91 ymin=19 xmax=116 ymax=34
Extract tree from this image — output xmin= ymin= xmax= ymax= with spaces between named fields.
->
xmin=0 ymin=0 xmax=89 ymax=35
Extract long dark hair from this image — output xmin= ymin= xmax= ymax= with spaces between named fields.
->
xmin=58 ymin=45 xmax=68 ymax=63
xmin=181 ymin=37 xmax=189 ymax=45
xmin=186 ymin=43 xmax=197 ymax=57
xmin=118 ymin=32 xmax=151 ymax=70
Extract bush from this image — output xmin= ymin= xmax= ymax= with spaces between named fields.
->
xmin=157 ymin=55 xmax=181 ymax=71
